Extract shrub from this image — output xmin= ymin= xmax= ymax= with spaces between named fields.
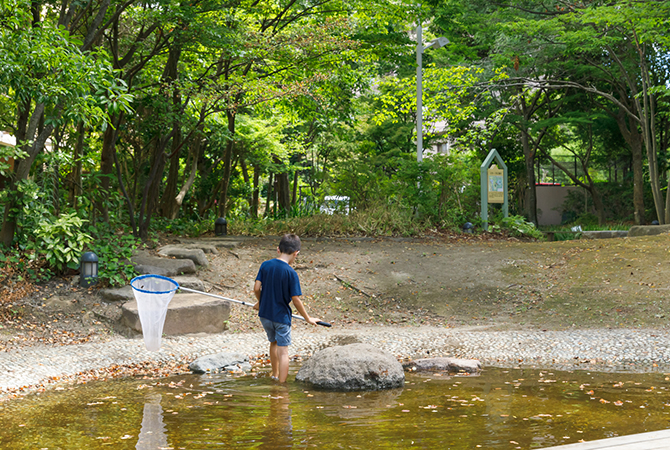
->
xmin=33 ymin=213 xmax=92 ymax=274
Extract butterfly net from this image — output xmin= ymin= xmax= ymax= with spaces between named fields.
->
xmin=130 ymin=275 xmax=178 ymax=351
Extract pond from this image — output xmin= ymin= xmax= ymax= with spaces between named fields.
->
xmin=1 ymin=365 xmax=670 ymax=449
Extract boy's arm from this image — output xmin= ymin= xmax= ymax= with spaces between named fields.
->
xmin=292 ymin=296 xmax=319 ymax=325
xmin=253 ymin=280 xmax=262 ymax=310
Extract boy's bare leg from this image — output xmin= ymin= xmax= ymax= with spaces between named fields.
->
xmin=269 ymin=341 xmax=279 ymax=379
xmin=277 ymin=345 xmax=290 ymax=383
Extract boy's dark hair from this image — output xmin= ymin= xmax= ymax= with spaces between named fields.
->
xmin=278 ymin=234 xmax=301 ymax=254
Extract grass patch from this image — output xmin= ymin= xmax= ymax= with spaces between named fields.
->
xmin=229 ymin=205 xmax=438 ymax=237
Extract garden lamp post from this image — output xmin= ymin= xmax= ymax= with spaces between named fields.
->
xmin=416 ymin=13 xmax=449 ymax=163
xmin=80 ymin=251 xmax=99 ymax=287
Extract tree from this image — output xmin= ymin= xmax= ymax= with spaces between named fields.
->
xmin=0 ymin=2 xmax=127 ymax=246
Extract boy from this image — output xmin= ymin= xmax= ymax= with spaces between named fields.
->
xmin=253 ymin=234 xmax=320 ymax=382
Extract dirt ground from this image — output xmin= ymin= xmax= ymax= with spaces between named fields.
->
xmin=3 ymin=232 xmax=670 ymax=352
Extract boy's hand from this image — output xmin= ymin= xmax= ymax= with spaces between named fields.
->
xmin=252 ymin=302 xmax=259 ymax=311
xmin=306 ymin=317 xmax=320 ymax=326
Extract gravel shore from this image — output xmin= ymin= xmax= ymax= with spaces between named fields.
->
xmin=2 ymin=325 xmax=670 ymax=399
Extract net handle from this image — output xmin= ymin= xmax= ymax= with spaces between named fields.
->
xmin=178 ymin=286 xmax=332 ymax=327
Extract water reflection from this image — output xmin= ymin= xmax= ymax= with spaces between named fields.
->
xmin=136 ymin=393 xmax=169 ymax=450
xmin=258 ymin=384 xmax=293 ymax=449
xmin=306 ymin=388 xmax=404 ymax=419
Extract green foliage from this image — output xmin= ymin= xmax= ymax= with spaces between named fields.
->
xmin=33 ymin=213 xmax=92 ymax=274
xmin=496 ymin=215 xmax=544 ymax=239
xmin=330 ymin=153 xmax=480 ymax=230
xmin=88 ymin=224 xmax=138 ymax=287
xmin=230 ymin=202 xmax=427 ymax=237
xmin=150 ymin=215 xmax=214 ymax=238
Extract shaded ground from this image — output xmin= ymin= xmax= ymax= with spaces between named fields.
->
xmin=2 ymin=232 xmax=670 ymax=353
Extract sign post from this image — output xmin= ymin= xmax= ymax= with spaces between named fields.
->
xmin=480 ymin=149 xmax=508 ymax=231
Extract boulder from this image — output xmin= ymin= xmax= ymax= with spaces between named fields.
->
xmin=171 ymin=276 xmax=206 ymax=291
xmin=121 ymin=293 xmax=230 ymax=335
xmin=167 ymin=243 xmax=219 ymax=254
xmin=158 ymin=246 xmax=209 ymax=267
xmin=131 ymin=251 xmax=196 ymax=276
xmin=402 ymin=357 xmax=481 ymax=374
xmin=99 ymin=285 xmax=135 ymax=302
xmin=295 ymin=343 xmax=404 ymax=391
xmin=628 ymin=224 xmax=670 ymax=237
xmin=181 ymin=237 xmax=243 ymax=249
xmin=189 ymin=352 xmax=251 ymax=374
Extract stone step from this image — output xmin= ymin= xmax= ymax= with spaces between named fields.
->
xmin=177 ymin=237 xmax=249 ymax=249
xmin=131 ymin=251 xmax=196 ymax=276
xmin=166 ymin=242 xmax=218 ymax=254
xmin=121 ymin=293 xmax=230 ymax=335
xmin=158 ymin=246 xmax=209 ymax=266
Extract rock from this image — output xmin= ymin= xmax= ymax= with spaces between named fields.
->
xmin=581 ymin=230 xmax=628 ymax=239
xmin=43 ymin=295 xmax=75 ymax=310
xmin=295 ymin=343 xmax=404 ymax=391
xmin=121 ymin=293 xmax=230 ymax=335
xmin=189 ymin=352 xmax=250 ymax=374
xmin=81 ymin=311 xmax=95 ymax=326
xmin=628 ymin=224 xmax=670 ymax=237
xmin=131 ymin=251 xmax=196 ymax=276
xmin=166 ymin=243 xmax=219 ymax=254
xmin=158 ymin=246 xmax=209 ymax=267
xmin=402 ymin=357 xmax=481 ymax=374
xmin=180 ymin=238 xmax=243 ymax=249
xmin=99 ymin=285 xmax=135 ymax=302
xmin=172 ymin=276 xmax=206 ymax=291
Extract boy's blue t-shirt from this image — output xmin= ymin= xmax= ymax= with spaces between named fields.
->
xmin=256 ymin=258 xmax=302 ymax=325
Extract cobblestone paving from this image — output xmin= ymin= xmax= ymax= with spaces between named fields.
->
xmin=3 ymin=326 xmax=670 ymax=394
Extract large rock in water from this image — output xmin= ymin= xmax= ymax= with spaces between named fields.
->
xmin=296 ymin=343 xmax=404 ymax=391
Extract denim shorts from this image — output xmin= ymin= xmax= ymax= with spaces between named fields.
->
xmin=260 ymin=317 xmax=292 ymax=346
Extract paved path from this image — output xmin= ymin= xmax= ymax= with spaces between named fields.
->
xmin=541 ymin=428 xmax=670 ymax=449
xmin=2 ymin=326 xmax=670 ymax=394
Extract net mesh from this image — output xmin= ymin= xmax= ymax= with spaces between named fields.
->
xmin=130 ymin=275 xmax=178 ymax=351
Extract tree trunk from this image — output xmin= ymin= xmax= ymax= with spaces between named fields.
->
xmin=615 ymin=110 xmax=646 ymax=224
xmin=291 ymin=170 xmax=298 ymax=206
xmin=218 ymin=110 xmax=236 ymax=217
xmin=171 ymin=136 xmax=202 ymax=219
xmin=98 ymin=122 xmax=117 ymax=223
xmin=159 ymin=128 xmax=182 ymax=218
xmin=138 ymin=137 xmax=169 ymax=240
xmin=521 ymin=131 xmax=538 ymax=225
xmin=265 ymin=172 xmax=274 ymax=217
xmin=1 ymin=103 xmax=54 ymax=246
xmin=251 ymin=165 xmax=260 ymax=218
xmin=69 ymin=122 xmax=85 ymax=207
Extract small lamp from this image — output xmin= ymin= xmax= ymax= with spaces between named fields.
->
xmin=215 ymin=217 xmax=227 ymax=236
xmin=463 ymin=222 xmax=474 ymax=234
xmin=80 ymin=252 xmax=99 ymax=287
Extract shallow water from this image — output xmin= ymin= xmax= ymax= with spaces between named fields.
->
xmin=2 ymin=366 xmax=670 ymax=449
